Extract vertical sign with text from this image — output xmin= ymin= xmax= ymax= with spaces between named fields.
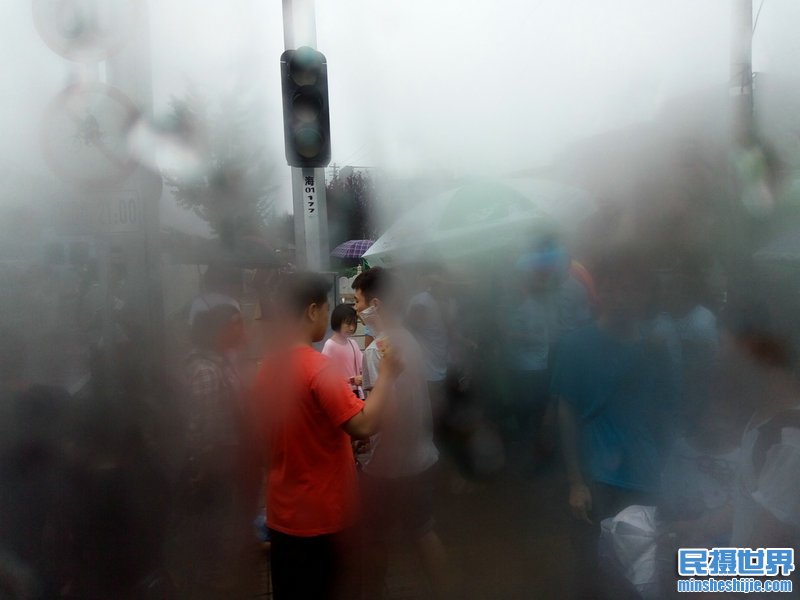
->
xmin=305 ymin=174 xmax=317 ymax=218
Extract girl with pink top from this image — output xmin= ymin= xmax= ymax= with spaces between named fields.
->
xmin=322 ymin=304 xmax=364 ymax=399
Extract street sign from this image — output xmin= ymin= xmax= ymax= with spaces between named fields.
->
xmin=304 ymin=173 xmax=318 ymax=217
xmin=291 ymin=167 xmax=329 ymax=270
xmin=42 ymin=82 xmax=140 ymax=190
xmin=57 ymin=189 xmax=142 ymax=234
xmin=55 ymin=168 xmax=161 ymax=235
xmin=32 ymin=0 xmax=143 ymax=63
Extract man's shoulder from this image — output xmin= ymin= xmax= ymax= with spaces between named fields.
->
xmin=261 ymin=346 xmax=328 ymax=379
xmin=297 ymin=345 xmax=332 ymax=374
xmin=387 ymin=326 xmax=420 ymax=350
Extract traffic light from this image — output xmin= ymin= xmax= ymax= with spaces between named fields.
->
xmin=280 ymin=46 xmax=331 ymax=168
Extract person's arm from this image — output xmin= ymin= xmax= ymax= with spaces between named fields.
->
xmin=558 ymin=395 xmax=592 ymax=523
xmin=341 ymin=343 xmax=403 ymax=438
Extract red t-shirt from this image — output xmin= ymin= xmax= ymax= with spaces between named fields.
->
xmin=254 ymin=345 xmax=364 ymax=536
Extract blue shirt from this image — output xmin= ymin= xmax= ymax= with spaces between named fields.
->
xmin=551 ymin=324 xmax=675 ymax=492
xmin=504 ymin=296 xmax=550 ymax=372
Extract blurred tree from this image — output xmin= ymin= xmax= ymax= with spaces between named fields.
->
xmin=164 ymin=86 xmax=280 ymax=249
xmin=263 ymin=211 xmax=295 ymax=252
xmin=325 ymin=168 xmax=378 ymax=250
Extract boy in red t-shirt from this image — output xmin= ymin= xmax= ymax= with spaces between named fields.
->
xmin=253 ymin=272 xmax=401 ymax=599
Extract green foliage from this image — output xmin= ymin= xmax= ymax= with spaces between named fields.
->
xmin=163 ymin=86 xmax=280 ymax=247
xmin=325 ymin=168 xmax=378 ymax=249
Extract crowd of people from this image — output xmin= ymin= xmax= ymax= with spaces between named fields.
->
xmin=1 ymin=239 xmax=799 ymax=599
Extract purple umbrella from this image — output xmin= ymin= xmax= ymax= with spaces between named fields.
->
xmin=331 ymin=239 xmax=374 ymax=259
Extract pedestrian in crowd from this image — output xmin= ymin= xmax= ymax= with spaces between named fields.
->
xmin=407 ymin=265 xmax=452 ymax=426
xmin=552 ymin=251 xmax=676 ymax=599
xmin=659 ymin=392 xmax=741 ymax=548
xmin=649 ymin=257 xmax=720 ymax=432
xmin=504 ymin=240 xmax=594 ymax=475
xmin=253 ymin=272 xmax=402 ymax=600
xmin=171 ymin=303 xmax=261 ymax=599
xmin=515 ymin=236 xmax=594 ymax=345
xmin=353 ymin=267 xmax=454 ymax=599
xmin=722 ymin=308 xmax=800 ymax=588
xmin=0 ymin=327 xmax=70 ymax=599
xmin=187 ymin=265 xmax=242 ymax=326
xmin=598 ymin=385 xmax=743 ymax=598
xmin=500 ymin=253 xmax=553 ymax=474
xmin=322 ymin=303 xmax=364 ymax=399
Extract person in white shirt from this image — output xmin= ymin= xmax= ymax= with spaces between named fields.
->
xmin=709 ymin=308 xmax=800 ymax=596
xmin=353 ymin=267 xmax=453 ymax=599
xmin=407 ymin=268 xmax=451 ymax=425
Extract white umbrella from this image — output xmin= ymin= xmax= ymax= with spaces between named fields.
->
xmin=363 ymin=178 xmax=594 ymax=267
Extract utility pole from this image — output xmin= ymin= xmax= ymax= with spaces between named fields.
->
xmin=731 ymin=0 xmax=754 ymax=147
xmin=105 ymin=0 xmax=165 ymax=372
xmin=282 ymin=0 xmax=330 ymax=271
xmin=34 ymin=0 xmax=164 ymax=388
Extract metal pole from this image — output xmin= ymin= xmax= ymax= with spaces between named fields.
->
xmin=105 ymin=0 xmax=165 ymax=368
xmin=282 ymin=0 xmax=330 ymax=271
xmin=731 ymin=0 xmax=753 ymax=146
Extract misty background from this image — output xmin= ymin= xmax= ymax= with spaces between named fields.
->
xmin=3 ymin=2 xmax=800 ymax=598
xmin=2 ymin=0 xmax=800 ymax=234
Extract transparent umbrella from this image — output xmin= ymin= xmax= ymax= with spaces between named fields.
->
xmin=331 ymin=239 xmax=375 ymax=259
xmin=362 ymin=178 xmax=595 ymax=267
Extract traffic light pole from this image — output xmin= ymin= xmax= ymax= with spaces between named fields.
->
xmin=282 ymin=0 xmax=330 ymax=271
xmin=291 ymin=167 xmax=329 ymax=270
xmin=731 ymin=0 xmax=753 ymax=146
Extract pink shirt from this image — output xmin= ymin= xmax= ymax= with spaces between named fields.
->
xmin=322 ymin=337 xmax=363 ymax=396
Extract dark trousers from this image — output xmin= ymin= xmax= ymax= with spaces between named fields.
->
xmin=506 ymin=369 xmax=550 ymax=436
xmin=269 ymin=529 xmax=339 ymax=600
xmin=502 ymin=369 xmax=551 ymax=470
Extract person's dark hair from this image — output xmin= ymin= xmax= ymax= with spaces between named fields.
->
xmin=331 ymin=303 xmax=357 ymax=331
xmin=278 ymin=271 xmax=331 ymax=318
xmin=191 ymin=304 xmax=241 ymax=350
xmin=352 ymin=267 xmax=397 ymax=305
xmin=722 ymin=303 xmax=795 ymax=371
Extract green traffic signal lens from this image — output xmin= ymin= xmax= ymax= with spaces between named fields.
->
xmin=293 ymin=126 xmax=324 ymax=158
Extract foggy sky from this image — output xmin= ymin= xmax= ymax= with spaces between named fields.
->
xmin=2 ymin=0 xmax=800 ymax=228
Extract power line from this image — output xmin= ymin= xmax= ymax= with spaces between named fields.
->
xmin=339 ymin=143 xmax=367 ymax=167
xmin=753 ymin=0 xmax=766 ymax=35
